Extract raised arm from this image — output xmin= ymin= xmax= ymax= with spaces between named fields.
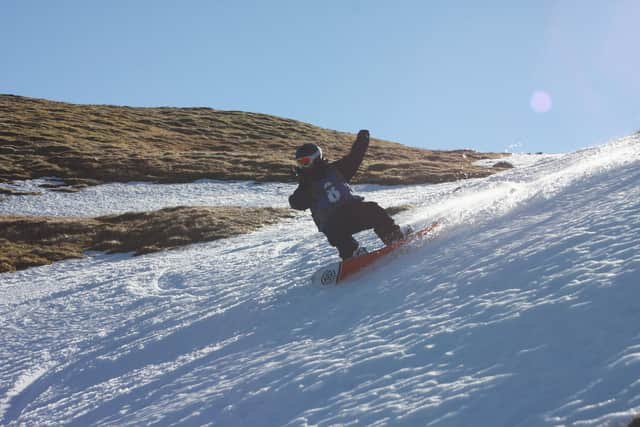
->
xmin=333 ymin=129 xmax=370 ymax=182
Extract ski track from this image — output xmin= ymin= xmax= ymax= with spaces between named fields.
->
xmin=0 ymin=135 xmax=639 ymax=426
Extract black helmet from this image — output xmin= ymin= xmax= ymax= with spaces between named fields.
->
xmin=294 ymin=143 xmax=323 ymax=169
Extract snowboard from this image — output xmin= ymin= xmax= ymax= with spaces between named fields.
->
xmin=311 ymin=221 xmax=441 ymax=286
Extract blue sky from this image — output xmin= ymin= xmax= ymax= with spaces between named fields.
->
xmin=2 ymin=1 xmax=639 ymax=153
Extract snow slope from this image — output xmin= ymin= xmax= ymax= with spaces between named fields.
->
xmin=1 ymin=135 xmax=639 ymax=426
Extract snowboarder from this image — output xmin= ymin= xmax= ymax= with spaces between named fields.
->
xmin=289 ymin=129 xmax=405 ymax=260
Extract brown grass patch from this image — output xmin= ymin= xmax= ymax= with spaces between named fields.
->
xmin=1 ymin=95 xmax=506 ymax=188
xmin=0 ymin=187 xmax=41 ymax=196
xmin=0 ymin=206 xmax=293 ymax=273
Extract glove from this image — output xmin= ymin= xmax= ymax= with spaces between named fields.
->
xmin=357 ymin=129 xmax=370 ymax=141
xmin=292 ymin=166 xmax=306 ymax=181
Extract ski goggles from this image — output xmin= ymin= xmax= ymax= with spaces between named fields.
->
xmin=295 ymin=151 xmax=321 ymax=168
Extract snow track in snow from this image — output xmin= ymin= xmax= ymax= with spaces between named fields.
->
xmin=1 ymin=135 xmax=639 ymax=426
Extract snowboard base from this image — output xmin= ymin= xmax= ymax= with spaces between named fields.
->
xmin=312 ymin=261 xmax=342 ymax=286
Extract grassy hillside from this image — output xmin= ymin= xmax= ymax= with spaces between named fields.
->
xmin=0 ymin=94 xmax=509 ymax=272
xmin=0 ymin=95 xmax=507 ymax=188
xmin=0 ymin=206 xmax=293 ymax=273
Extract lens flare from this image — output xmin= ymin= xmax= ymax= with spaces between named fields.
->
xmin=530 ymin=91 xmax=552 ymax=113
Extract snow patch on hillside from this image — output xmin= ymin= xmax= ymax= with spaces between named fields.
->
xmin=0 ymin=154 xmax=553 ymax=217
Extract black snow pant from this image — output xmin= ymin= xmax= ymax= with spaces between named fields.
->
xmin=323 ymin=200 xmax=402 ymax=260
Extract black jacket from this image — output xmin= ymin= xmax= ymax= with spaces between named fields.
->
xmin=289 ymin=131 xmax=369 ymax=230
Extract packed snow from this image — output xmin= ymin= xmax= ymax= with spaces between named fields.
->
xmin=1 ymin=135 xmax=639 ymax=426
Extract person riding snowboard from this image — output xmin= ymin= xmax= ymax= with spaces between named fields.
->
xmin=289 ymin=129 xmax=405 ymax=260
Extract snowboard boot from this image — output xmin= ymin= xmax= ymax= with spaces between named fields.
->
xmin=347 ymin=243 xmax=369 ymax=259
xmin=381 ymin=225 xmax=413 ymax=246
xmin=403 ymin=224 xmax=414 ymax=237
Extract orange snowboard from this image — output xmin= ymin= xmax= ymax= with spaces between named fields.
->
xmin=311 ymin=222 xmax=441 ymax=286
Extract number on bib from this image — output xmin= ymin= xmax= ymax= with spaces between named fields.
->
xmin=324 ymin=182 xmax=341 ymax=203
